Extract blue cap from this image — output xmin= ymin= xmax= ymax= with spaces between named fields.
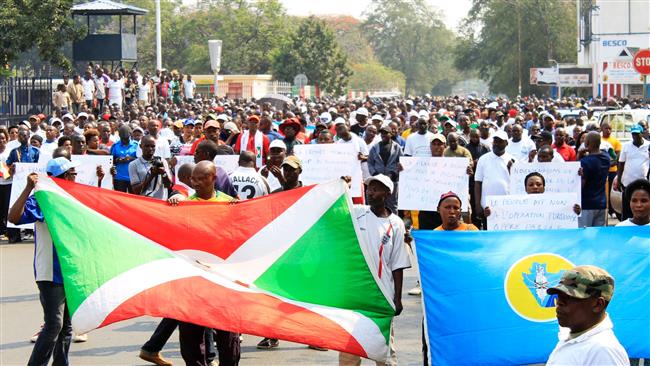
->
xmin=46 ymin=157 xmax=80 ymax=177
xmin=183 ymin=118 xmax=195 ymax=126
xmin=630 ymin=124 xmax=643 ymax=134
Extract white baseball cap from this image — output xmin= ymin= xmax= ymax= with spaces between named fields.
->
xmin=371 ymin=114 xmax=383 ymax=121
xmin=418 ymin=110 xmax=430 ymax=120
xmin=334 ymin=117 xmax=347 ymax=126
xmin=319 ymin=112 xmax=332 ymax=124
xmin=269 ymin=139 xmax=287 ymax=150
xmin=493 ymin=130 xmax=509 ymax=141
xmin=62 ymin=113 xmax=74 ymax=121
xmin=355 ymin=107 xmax=369 ymax=117
xmin=364 ymin=174 xmax=394 ymax=194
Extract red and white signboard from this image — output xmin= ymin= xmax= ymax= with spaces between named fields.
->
xmin=633 ymin=49 xmax=650 ymax=75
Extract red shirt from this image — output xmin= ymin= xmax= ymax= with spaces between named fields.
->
xmin=553 ymin=143 xmax=576 ymax=161
xmin=234 ymin=131 xmax=270 ymax=165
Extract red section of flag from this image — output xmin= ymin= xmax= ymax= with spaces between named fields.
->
xmin=100 ymin=276 xmax=367 ymax=357
xmin=52 ymin=179 xmax=315 ymax=259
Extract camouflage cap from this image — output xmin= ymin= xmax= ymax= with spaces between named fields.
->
xmin=547 ymin=265 xmax=614 ymax=301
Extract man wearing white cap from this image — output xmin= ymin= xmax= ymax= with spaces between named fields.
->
xmin=474 ymin=130 xmax=515 ymax=229
xmin=350 ymin=107 xmax=369 ymax=137
xmin=339 ymin=174 xmax=410 ymax=366
xmin=260 ymin=139 xmax=287 ymax=192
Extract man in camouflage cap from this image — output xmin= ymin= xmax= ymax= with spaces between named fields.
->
xmin=546 ymin=265 xmax=629 ymax=366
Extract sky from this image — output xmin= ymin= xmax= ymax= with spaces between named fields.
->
xmin=277 ymin=0 xmax=473 ymax=31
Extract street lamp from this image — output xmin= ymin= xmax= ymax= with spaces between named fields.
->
xmin=549 ymin=59 xmax=561 ymax=99
xmin=209 ymin=40 xmax=222 ymax=98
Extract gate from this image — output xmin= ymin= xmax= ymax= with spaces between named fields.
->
xmin=0 ymin=77 xmax=53 ymax=124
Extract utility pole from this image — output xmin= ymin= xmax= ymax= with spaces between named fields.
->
xmin=155 ymin=0 xmax=162 ymax=70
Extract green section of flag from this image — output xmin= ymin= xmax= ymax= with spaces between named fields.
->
xmin=253 ymin=194 xmax=394 ymax=341
xmin=35 ymin=191 xmax=172 ymax=315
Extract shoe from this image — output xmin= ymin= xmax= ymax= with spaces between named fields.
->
xmin=73 ymin=333 xmax=88 ymax=343
xmin=139 ymin=349 xmax=173 ymax=366
xmin=308 ymin=345 xmax=328 ymax=351
xmin=408 ymin=282 xmax=422 ymax=296
xmin=0 ymin=234 xmax=8 ymax=241
xmin=256 ymin=338 xmax=279 ymax=349
xmin=30 ymin=325 xmax=44 ymax=343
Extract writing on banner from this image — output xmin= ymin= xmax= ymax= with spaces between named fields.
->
xmin=8 ymin=163 xmax=47 ymax=229
xmin=71 ymin=155 xmax=113 ymax=189
xmin=293 ymin=144 xmax=362 ymax=197
xmin=397 ymin=157 xmax=470 ymax=211
xmin=510 ymin=162 xmax=581 ymax=198
xmin=486 ymin=193 xmax=579 ymax=231
xmin=213 ymin=155 xmax=239 ymax=174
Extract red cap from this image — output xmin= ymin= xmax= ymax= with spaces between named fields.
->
xmin=204 ymin=120 xmax=220 ymax=129
xmin=508 ymin=109 xmax=518 ymax=118
xmin=247 ymin=115 xmax=260 ymax=123
xmin=102 ymin=113 xmax=111 ymax=121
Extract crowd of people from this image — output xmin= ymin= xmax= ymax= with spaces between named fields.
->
xmin=5 ymin=65 xmax=650 ymax=366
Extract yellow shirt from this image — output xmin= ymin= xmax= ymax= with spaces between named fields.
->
xmin=434 ymin=222 xmax=479 ymax=231
xmin=601 ymin=136 xmax=621 ymax=173
xmin=188 ymin=190 xmax=232 ymax=202
xmin=401 ymin=128 xmax=412 ymax=139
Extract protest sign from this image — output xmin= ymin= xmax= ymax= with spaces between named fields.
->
xmin=174 ymin=155 xmax=195 ymax=177
xmin=213 ymin=155 xmax=239 ymax=174
xmin=397 ymin=157 xmax=469 ymax=210
xmin=293 ymin=144 xmax=362 ymax=197
xmin=8 ymin=163 xmax=47 ymax=229
xmin=486 ymin=193 xmax=579 ymax=231
xmin=509 ymin=161 xmax=581 ymax=198
xmin=72 ymin=155 xmax=113 ymax=189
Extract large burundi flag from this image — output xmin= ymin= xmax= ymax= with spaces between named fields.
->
xmin=34 ymin=176 xmax=395 ymax=361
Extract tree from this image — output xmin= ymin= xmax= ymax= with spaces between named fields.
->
xmin=348 ymin=62 xmax=405 ymax=92
xmin=454 ymin=0 xmax=577 ymax=96
xmin=271 ymin=17 xmax=352 ymax=96
xmin=1 ymin=0 xmax=83 ymax=73
xmin=363 ymin=0 xmax=459 ymax=95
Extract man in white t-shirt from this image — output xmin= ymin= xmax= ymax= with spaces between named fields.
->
xmin=107 ymin=74 xmax=124 ymax=108
xmin=81 ymin=71 xmax=95 ymax=109
xmin=404 ymin=118 xmax=434 ymax=157
xmin=335 ymin=120 xmax=368 ymax=202
xmin=136 ymin=119 xmax=171 ymax=159
xmin=229 ymin=151 xmax=269 ymax=200
xmin=183 ymin=75 xmax=196 ymax=101
xmin=340 ymin=174 xmax=410 ymax=366
xmin=506 ymin=124 xmax=535 ymax=161
xmin=94 ymin=69 xmax=108 ymax=110
xmin=614 ymin=125 xmax=650 ymax=220
xmin=474 ymin=130 xmax=515 ymax=229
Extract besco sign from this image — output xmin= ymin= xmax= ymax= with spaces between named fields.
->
xmin=602 ymin=40 xmax=628 ymax=47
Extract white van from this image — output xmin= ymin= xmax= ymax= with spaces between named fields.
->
xmin=597 ymin=109 xmax=650 ymax=141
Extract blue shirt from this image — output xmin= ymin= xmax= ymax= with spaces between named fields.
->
xmin=264 ymin=130 xmax=283 ymax=142
xmin=110 ymin=140 xmax=139 ymax=181
xmin=580 ymin=151 xmax=610 ymax=210
xmin=18 ymin=195 xmax=63 ymax=284
xmin=6 ymin=144 xmax=40 ymax=165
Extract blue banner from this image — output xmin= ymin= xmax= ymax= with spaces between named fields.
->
xmin=414 ymin=227 xmax=650 ymax=366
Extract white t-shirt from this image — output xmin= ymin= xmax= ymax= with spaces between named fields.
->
xmin=480 ymin=136 xmax=493 ymax=150
xmin=107 ymin=79 xmax=124 ymax=103
xmin=82 ymin=78 xmax=95 ymax=100
xmin=136 ymin=137 xmax=171 ymax=159
xmin=616 ymin=218 xmax=650 ymax=226
xmin=337 ymin=134 xmax=369 ymax=155
xmin=0 ymin=149 xmax=11 ymax=185
xmin=94 ymin=76 xmax=106 ymax=99
xmin=619 ymin=140 xmax=650 ymax=186
xmin=506 ymin=138 xmax=535 ymax=161
xmin=229 ymin=166 xmax=269 ymax=200
xmin=404 ymin=131 xmax=434 ymax=157
xmin=547 ymin=315 xmax=629 ymax=366
xmin=536 ymin=153 xmax=565 ymax=163
xmin=138 ymin=82 xmax=151 ymax=101
xmin=352 ymin=205 xmax=411 ymax=299
xmin=475 ymin=151 xmax=515 ymax=208
xmin=183 ymin=80 xmax=196 ymax=99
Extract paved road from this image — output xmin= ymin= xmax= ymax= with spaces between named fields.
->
xmin=1 ymin=242 xmax=424 ymax=366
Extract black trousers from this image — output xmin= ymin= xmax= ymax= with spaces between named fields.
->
xmin=143 ymin=318 xmax=216 ymax=363
xmin=113 ymin=179 xmax=132 ymax=193
xmin=0 ymin=184 xmax=11 ymax=235
xmin=178 ymin=322 xmax=239 ymax=366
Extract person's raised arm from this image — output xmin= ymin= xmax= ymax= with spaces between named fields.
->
xmin=8 ymin=173 xmax=38 ymax=224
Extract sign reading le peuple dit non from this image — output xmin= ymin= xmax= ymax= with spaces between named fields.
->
xmin=633 ymin=49 xmax=650 ymax=75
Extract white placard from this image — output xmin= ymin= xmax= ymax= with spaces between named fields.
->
xmin=397 ymin=157 xmax=470 ymax=211
xmin=213 ymin=155 xmax=239 ymax=174
xmin=72 ymin=155 xmax=113 ymax=189
xmin=174 ymin=155 xmax=196 ymax=177
xmin=293 ymin=144 xmax=363 ymax=197
xmin=509 ymin=162 xmax=581 ymax=199
xmin=486 ymin=193 xmax=579 ymax=231
xmin=8 ymin=163 xmax=47 ymax=229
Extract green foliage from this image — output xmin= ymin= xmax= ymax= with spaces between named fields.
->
xmin=271 ymin=17 xmax=352 ymax=96
xmin=455 ymin=0 xmax=577 ymax=96
xmin=124 ymin=0 xmax=291 ymax=74
xmin=0 ymin=0 xmax=84 ymax=72
xmin=349 ymin=62 xmax=405 ymax=91
xmin=363 ymin=0 xmax=460 ymax=95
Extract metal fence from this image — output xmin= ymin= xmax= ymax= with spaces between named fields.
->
xmin=0 ymin=77 xmax=53 ymax=124
xmin=195 ymin=80 xmax=293 ymax=100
